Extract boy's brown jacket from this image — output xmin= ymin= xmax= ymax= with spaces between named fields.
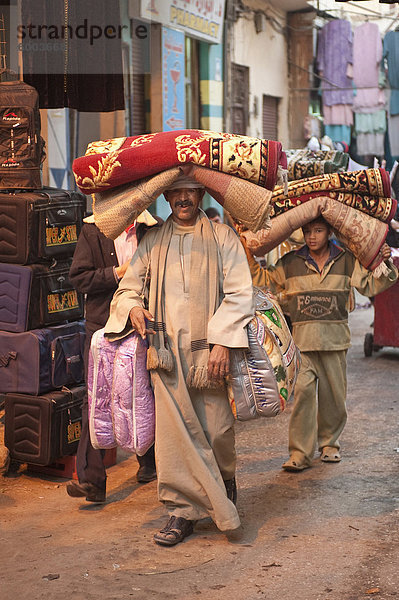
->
xmin=246 ymin=244 xmax=398 ymax=352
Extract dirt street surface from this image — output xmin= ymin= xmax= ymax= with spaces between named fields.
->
xmin=1 ymin=301 xmax=399 ymax=600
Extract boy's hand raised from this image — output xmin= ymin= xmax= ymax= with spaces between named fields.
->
xmin=380 ymin=243 xmax=392 ymax=260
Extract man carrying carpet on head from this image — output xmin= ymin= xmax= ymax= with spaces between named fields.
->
xmin=104 ymin=174 xmax=255 ymax=546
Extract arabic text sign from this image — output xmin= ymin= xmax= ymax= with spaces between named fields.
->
xmin=141 ymin=0 xmax=225 ymax=44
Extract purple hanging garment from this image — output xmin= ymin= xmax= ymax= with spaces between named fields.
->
xmin=317 ymin=19 xmax=354 ymax=107
xmin=353 ymin=22 xmax=384 ymax=111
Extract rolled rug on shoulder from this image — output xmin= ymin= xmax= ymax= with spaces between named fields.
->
xmin=242 ymin=195 xmax=389 ymax=271
xmin=92 ymin=168 xmax=182 ymax=240
xmin=93 ymin=164 xmax=274 ymax=239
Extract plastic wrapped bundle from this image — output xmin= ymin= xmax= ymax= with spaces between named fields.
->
xmin=88 ymin=329 xmax=155 ymax=455
xmin=228 ymin=288 xmax=300 ymax=421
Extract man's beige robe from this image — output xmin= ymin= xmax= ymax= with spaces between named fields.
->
xmin=105 ymin=218 xmax=254 ymax=530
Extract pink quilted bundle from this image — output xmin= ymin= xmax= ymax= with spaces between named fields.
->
xmin=88 ymin=328 xmax=155 ymax=456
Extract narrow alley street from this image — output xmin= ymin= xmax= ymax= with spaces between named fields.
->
xmin=1 ymin=299 xmax=399 ymax=600
xmin=1 ymin=2 xmax=399 ymax=599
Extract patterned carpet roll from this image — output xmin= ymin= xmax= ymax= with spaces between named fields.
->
xmin=93 ymin=164 xmax=274 ymax=239
xmin=89 ymin=145 xmax=396 ymax=269
xmin=271 ymin=190 xmax=396 ymax=223
xmin=271 ymin=168 xmax=391 ymax=201
xmin=241 ymin=196 xmax=389 ymax=271
xmin=93 ymin=168 xmax=182 ymax=240
xmin=285 ymin=148 xmax=349 ymax=181
xmin=73 ymin=129 xmax=286 ymax=194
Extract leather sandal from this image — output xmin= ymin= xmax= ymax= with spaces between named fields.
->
xmin=321 ymin=447 xmax=341 ymax=462
xmin=282 ymin=457 xmax=310 ymax=472
xmin=154 ymin=516 xmax=194 ymax=546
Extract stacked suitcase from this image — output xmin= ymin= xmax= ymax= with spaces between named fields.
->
xmin=0 ymin=187 xmax=87 ymax=467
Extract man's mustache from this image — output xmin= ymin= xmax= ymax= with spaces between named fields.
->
xmin=175 ymin=200 xmax=193 ymax=207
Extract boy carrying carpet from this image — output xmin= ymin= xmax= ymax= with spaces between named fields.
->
xmin=241 ymin=217 xmax=397 ymax=471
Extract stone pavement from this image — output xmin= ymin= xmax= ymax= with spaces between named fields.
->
xmin=1 ymin=301 xmax=399 ymax=600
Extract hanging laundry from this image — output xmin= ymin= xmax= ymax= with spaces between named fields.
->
xmin=355 ymin=111 xmax=386 ymax=134
xmin=356 ymin=133 xmax=385 ymax=156
xmin=351 ymin=23 xmax=386 ymax=158
xmin=383 ymin=31 xmax=399 ymax=116
xmin=324 ymin=125 xmax=352 ymax=146
xmin=317 ymin=19 xmax=353 ymax=107
xmin=387 ymin=112 xmax=399 ymax=156
xmin=323 ymin=104 xmax=353 ymax=126
xmin=353 ymin=22 xmax=385 ymax=111
xmin=355 ymin=110 xmax=386 ymax=156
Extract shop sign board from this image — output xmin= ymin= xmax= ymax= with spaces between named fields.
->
xmin=162 ymin=26 xmax=185 ymax=131
xmin=140 ymin=0 xmax=225 ymax=44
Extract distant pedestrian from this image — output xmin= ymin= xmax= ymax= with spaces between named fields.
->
xmin=204 ymin=206 xmax=223 ymax=224
xmin=66 ymin=210 xmax=161 ymax=503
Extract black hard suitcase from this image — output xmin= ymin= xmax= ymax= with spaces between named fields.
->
xmin=0 ymin=187 xmax=85 ymax=264
xmin=0 ymin=321 xmax=85 ymax=395
xmin=0 ymin=259 xmax=84 ymax=332
xmin=3 ymin=385 xmax=85 ymax=465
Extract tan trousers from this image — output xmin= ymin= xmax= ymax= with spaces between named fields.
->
xmin=152 ymin=368 xmax=240 ymax=531
xmin=288 ymin=350 xmax=348 ymax=466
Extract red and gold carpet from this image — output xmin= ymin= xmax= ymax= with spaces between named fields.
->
xmin=73 ymin=129 xmax=286 ymax=194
